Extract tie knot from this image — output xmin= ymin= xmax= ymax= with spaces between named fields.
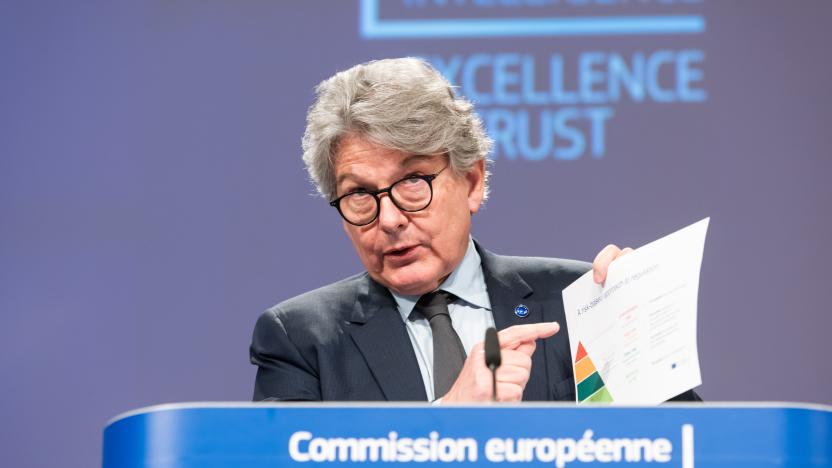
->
xmin=413 ymin=290 xmax=455 ymax=321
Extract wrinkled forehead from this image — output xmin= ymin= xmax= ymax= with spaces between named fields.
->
xmin=333 ymin=135 xmax=443 ymax=185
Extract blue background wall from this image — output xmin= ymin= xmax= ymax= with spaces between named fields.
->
xmin=1 ymin=1 xmax=830 ymax=466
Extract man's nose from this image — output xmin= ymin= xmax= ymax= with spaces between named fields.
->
xmin=377 ymin=194 xmax=408 ymax=232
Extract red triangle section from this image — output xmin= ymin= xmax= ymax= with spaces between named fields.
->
xmin=575 ymin=341 xmax=587 ymax=362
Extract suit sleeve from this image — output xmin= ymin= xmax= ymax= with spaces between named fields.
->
xmin=250 ymin=308 xmax=322 ymax=401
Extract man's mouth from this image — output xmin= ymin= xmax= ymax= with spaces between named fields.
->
xmin=384 ymin=245 xmax=419 ymax=259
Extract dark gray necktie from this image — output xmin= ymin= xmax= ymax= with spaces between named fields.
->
xmin=413 ymin=290 xmax=467 ymax=398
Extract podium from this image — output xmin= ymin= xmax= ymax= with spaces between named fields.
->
xmin=103 ymin=403 xmax=831 ymax=467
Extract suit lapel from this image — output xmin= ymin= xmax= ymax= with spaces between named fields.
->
xmin=478 ymin=244 xmax=552 ymax=401
xmin=348 ymin=276 xmax=428 ymax=401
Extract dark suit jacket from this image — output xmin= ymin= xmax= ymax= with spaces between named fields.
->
xmin=250 ymin=244 xmax=701 ymax=402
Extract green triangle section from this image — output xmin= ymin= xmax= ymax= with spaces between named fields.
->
xmin=586 ymin=386 xmax=613 ymax=403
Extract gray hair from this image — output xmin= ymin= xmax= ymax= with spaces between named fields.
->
xmin=302 ymin=57 xmax=492 ymax=200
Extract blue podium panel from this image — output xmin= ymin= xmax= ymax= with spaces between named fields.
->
xmin=103 ymin=403 xmax=832 ymax=468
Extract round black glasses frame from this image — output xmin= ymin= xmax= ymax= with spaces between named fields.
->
xmin=329 ymin=165 xmax=449 ymax=226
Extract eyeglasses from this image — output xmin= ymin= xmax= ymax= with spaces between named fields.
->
xmin=329 ymin=165 xmax=449 ymax=226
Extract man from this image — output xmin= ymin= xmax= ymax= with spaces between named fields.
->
xmin=250 ymin=58 xmax=700 ymax=403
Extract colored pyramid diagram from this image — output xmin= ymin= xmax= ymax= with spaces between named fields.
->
xmin=574 ymin=341 xmax=613 ymax=403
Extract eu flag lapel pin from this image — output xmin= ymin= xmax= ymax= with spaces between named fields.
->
xmin=514 ymin=304 xmax=529 ymax=318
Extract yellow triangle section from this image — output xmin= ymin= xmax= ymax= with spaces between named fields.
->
xmin=574 ymin=341 xmax=613 ymax=403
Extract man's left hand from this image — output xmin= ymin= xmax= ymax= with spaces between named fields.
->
xmin=592 ymin=244 xmax=633 ymax=285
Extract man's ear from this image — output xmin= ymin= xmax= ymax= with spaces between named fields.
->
xmin=466 ymin=159 xmax=486 ymax=214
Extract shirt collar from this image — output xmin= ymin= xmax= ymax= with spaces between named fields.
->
xmin=390 ymin=238 xmax=491 ymax=321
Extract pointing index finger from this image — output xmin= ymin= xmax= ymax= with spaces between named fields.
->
xmin=497 ymin=322 xmax=559 ymax=350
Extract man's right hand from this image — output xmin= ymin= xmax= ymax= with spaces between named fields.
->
xmin=441 ymin=322 xmax=559 ymax=403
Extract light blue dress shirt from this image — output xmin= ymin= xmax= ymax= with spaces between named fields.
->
xmin=390 ymin=238 xmax=494 ymax=401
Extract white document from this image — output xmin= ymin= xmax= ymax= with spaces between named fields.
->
xmin=562 ymin=218 xmax=709 ymax=405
